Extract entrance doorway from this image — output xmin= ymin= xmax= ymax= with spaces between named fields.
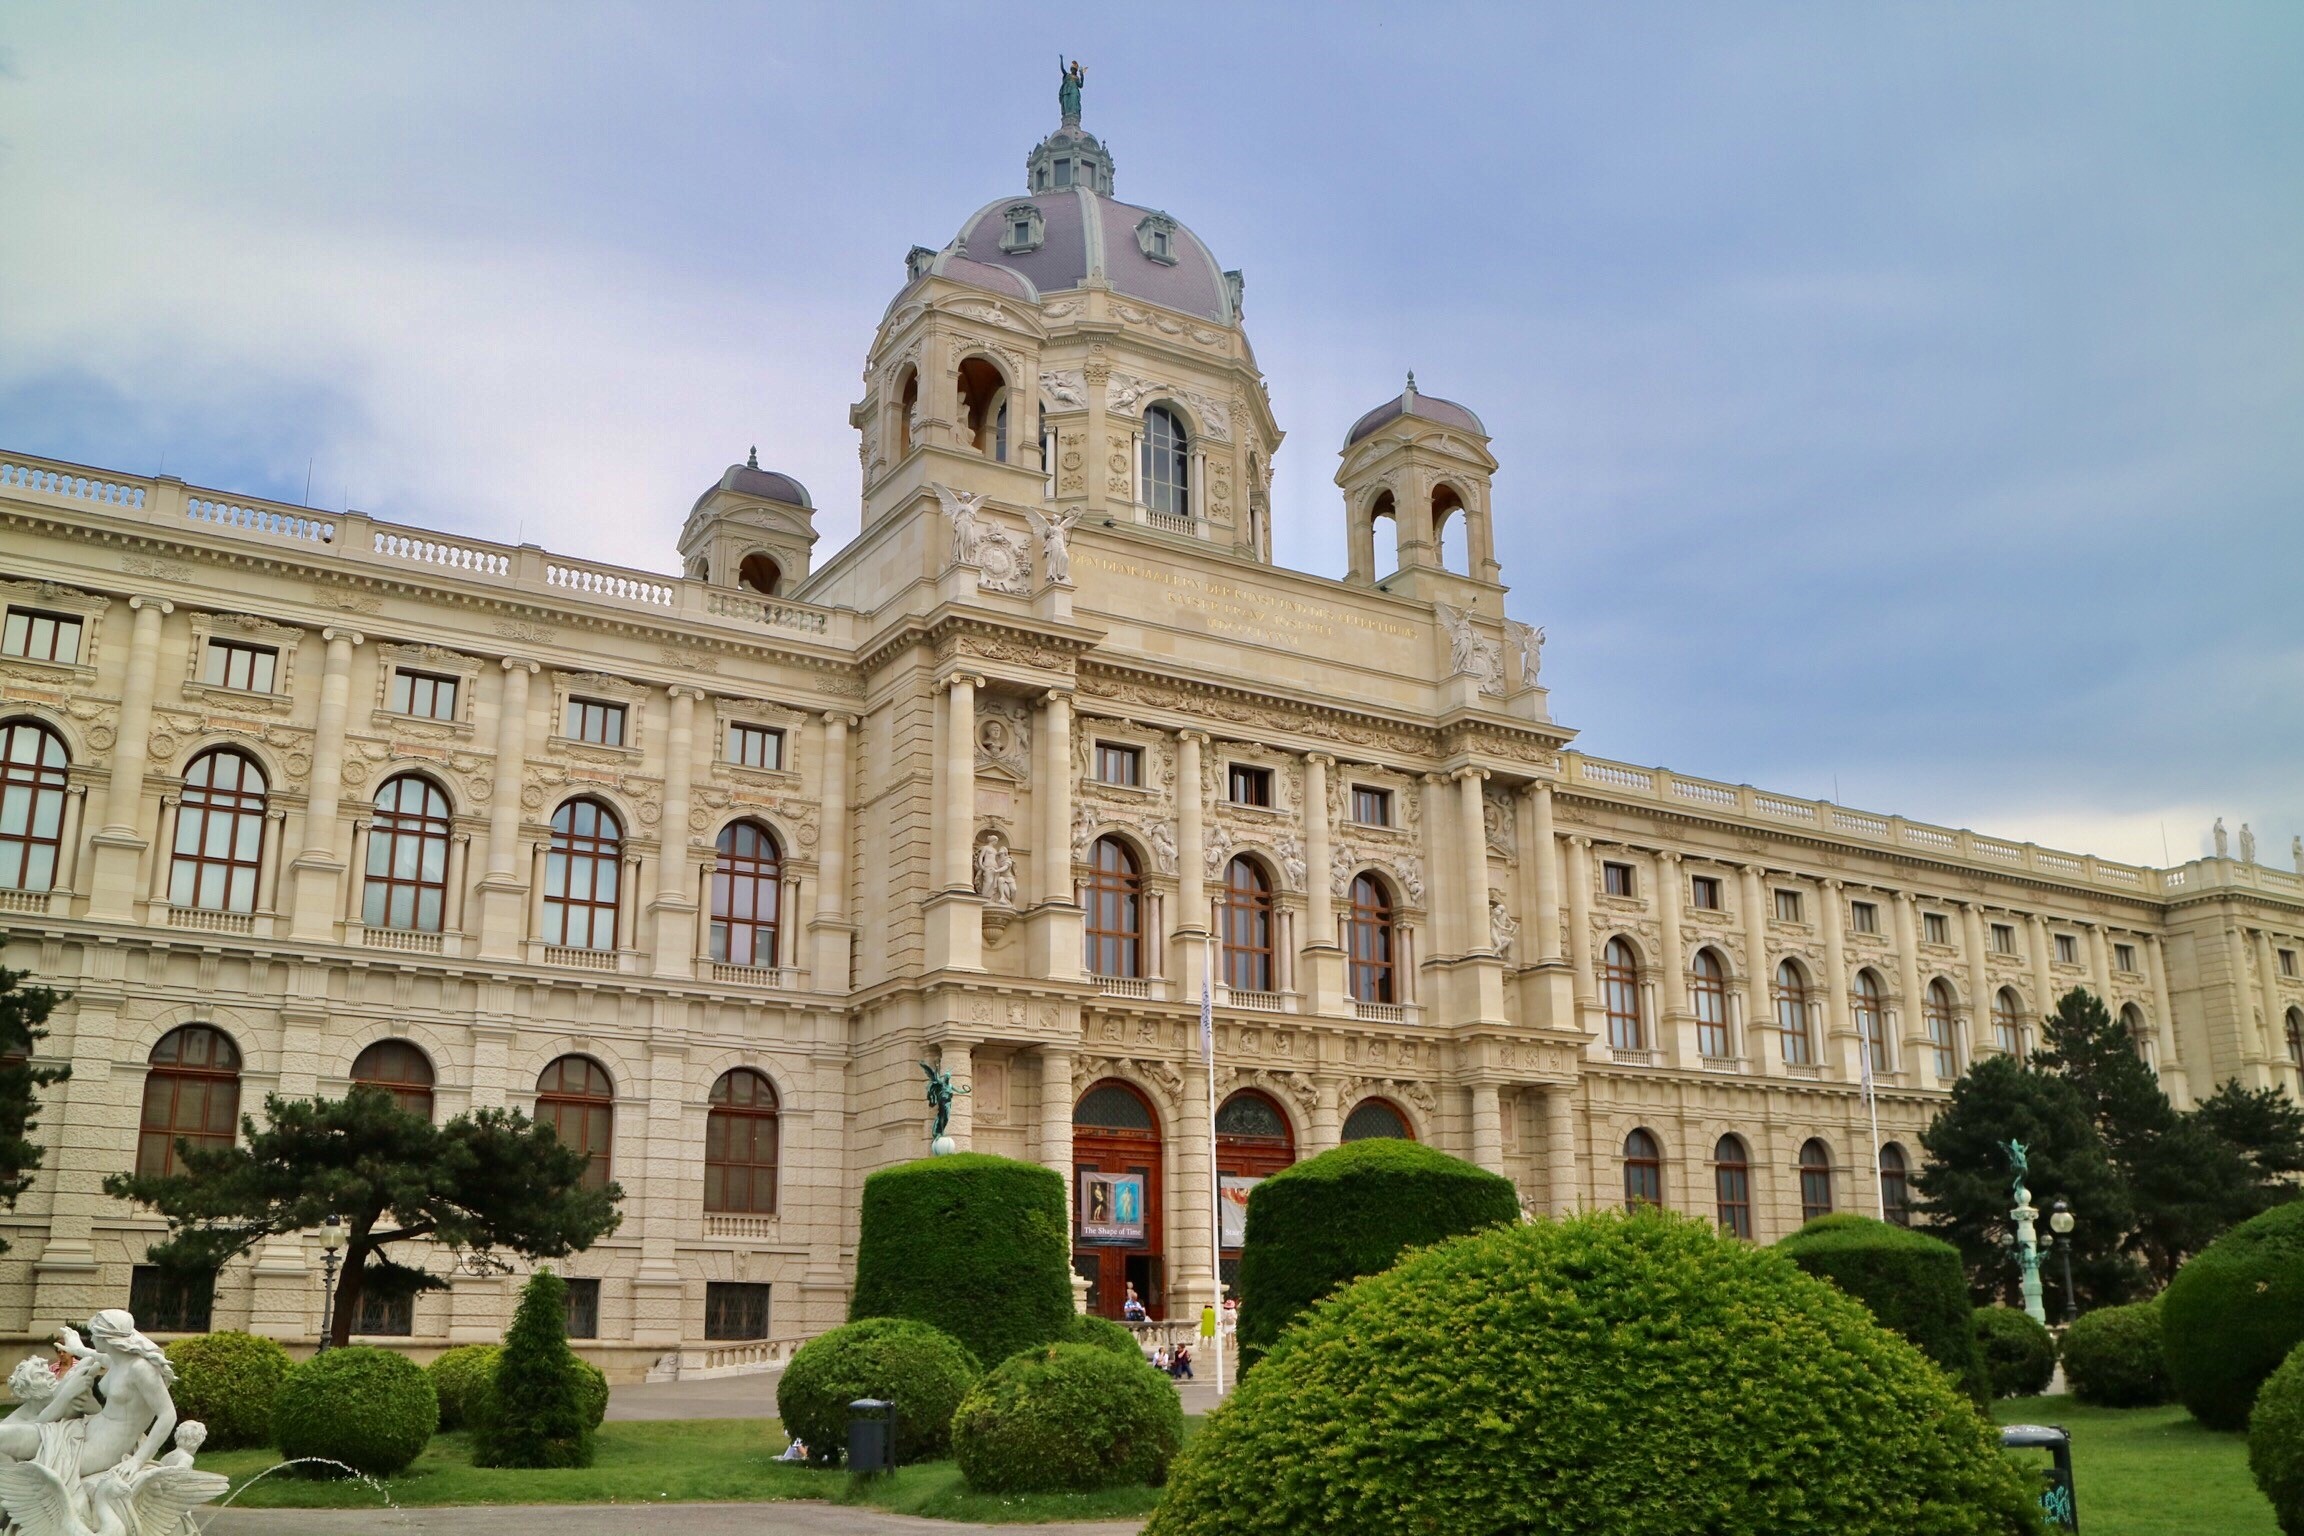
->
xmin=1073 ymin=1078 xmax=1164 ymax=1321
xmin=1215 ymin=1088 xmax=1297 ymax=1301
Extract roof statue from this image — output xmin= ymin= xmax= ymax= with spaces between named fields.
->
xmin=1059 ymin=58 xmax=1085 ymax=126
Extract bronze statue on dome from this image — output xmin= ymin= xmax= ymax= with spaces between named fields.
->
xmin=1059 ymin=58 xmax=1086 ymax=124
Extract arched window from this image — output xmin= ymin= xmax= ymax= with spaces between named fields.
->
xmin=1925 ymin=980 xmax=1959 ymax=1080
xmin=1215 ymin=1090 xmax=1291 ymax=1147
xmin=1432 ymin=484 xmax=1467 ymax=573
xmin=136 ymin=1025 xmax=242 ymax=1178
xmin=1623 ymin=1128 xmax=1662 ymax=1209
xmin=2288 ymin=1009 xmax=2304 ymax=1068
xmin=1879 ymin=1143 xmax=1911 ymax=1227
xmin=1075 ymin=1079 xmax=1157 ymax=1132
xmin=1603 ymin=939 xmax=1644 ymax=1051
xmin=1691 ymin=949 xmax=1730 ymax=1059
xmin=1341 ymin=1097 xmax=1412 ymax=1142
xmin=737 ymin=553 xmax=782 ymax=596
xmin=1219 ymin=857 xmax=1274 ymax=994
xmin=1142 ymin=404 xmax=1191 ymax=519
xmin=894 ymin=367 xmax=918 ymax=458
xmin=1798 ymin=1139 xmax=1833 ymax=1221
xmin=544 ymin=799 xmax=622 ymax=951
xmin=1776 ymin=962 xmax=1813 ymax=1066
xmin=1345 ymin=873 xmax=1396 ymax=1004
xmin=958 ymin=356 xmax=1007 ymax=460
xmin=536 ymin=1055 xmax=614 ymax=1190
xmin=1713 ymin=1135 xmax=1752 ymax=1239
xmin=1992 ymin=988 xmax=2025 ymax=1056
xmin=1369 ymin=489 xmax=1399 ymax=576
xmin=363 ymin=775 xmax=451 ymax=933
xmin=1085 ymin=836 xmax=1143 ymax=979
xmin=2122 ymin=1002 xmax=2155 ymax=1065
xmin=1852 ymin=970 xmax=1889 ymax=1075
xmin=705 ymin=1068 xmax=780 ymax=1215
xmin=0 ymin=721 xmax=69 ymax=893
xmin=170 ymin=749 xmax=268 ymax=913
xmin=351 ymin=1040 xmax=435 ymax=1120
xmin=711 ymin=821 xmax=783 ymax=969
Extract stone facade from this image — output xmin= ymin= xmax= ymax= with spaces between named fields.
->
xmin=1 ymin=99 xmax=2300 ymax=1377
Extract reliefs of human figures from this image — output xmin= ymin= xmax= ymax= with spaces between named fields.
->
xmin=972 ymin=832 xmax=1018 ymax=906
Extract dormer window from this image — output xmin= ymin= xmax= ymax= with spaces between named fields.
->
xmin=905 ymin=245 xmax=936 ymax=282
xmin=1054 ymin=159 xmax=1073 ymax=188
xmin=999 ymin=203 xmax=1045 ymax=255
xmin=1135 ymin=213 xmax=1179 ymax=265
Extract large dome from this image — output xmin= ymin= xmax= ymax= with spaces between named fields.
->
xmin=897 ymin=89 xmax=1240 ymax=327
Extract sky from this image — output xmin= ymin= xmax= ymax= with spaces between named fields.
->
xmin=2 ymin=3 xmax=2299 ymax=869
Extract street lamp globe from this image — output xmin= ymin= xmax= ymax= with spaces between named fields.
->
xmin=2048 ymin=1198 xmax=2074 ymax=1237
xmin=320 ymin=1213 xmax=346 ymax=1252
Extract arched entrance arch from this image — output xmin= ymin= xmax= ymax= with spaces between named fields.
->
xmin=1215 ymin=1088 xmax=1296 ymax=1300
xmin=1073 ymin=1078 xmax=1165 ymax=1321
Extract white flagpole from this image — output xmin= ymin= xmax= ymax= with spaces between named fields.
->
xmin=1203 ymin=924 xmax=1222 ymax=1397
xmin=1862 ymin=1028 xmax=1884 ymax=1219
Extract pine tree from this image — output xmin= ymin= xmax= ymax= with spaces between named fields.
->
xmin=473 ymin=1268 xmax=593 ymax=1468
xmin=0 ymin=969 xmax=70 ymax=1254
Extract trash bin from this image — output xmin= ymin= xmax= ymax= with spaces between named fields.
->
xmin=1999 ymin=1423 xmax=2077 ymax=1530
xmin=847 ymin=1398 xmax=896 ymax=1477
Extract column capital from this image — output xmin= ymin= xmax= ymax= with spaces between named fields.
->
xmin=1520 ymin=778 xmax=1553 ymax=803
xmin=1823 ymin=876 xmax=1843 ymax=893
xmin=320 ymin=626 xmax=365 ymax=647
xmin=500 ymin=656 xmax=540 ymax=675
xmin=1305 ymin=751 xmax=1335 ymax=768
xmin=1569 ymin=833 xmax=1592 ymax=850
xmin=1036 ymin=687 xmax=1074 ymax=707
xmin=941 ymin=670 xmax=987 ymax=692
xmin=1177 ymin=728 xmax=1210 ymax=746
xmin=1656 ymin=848 xmax=1682 ymax=867
xmin=665 ymin=683 xmax=709 ymax=703
xmin=820 ymin=709 xmax=861 ymax=728
xmin=1452 ymin=766 xmax=1488 ymax=785
xmin=127 ymin=594 xmax=174 ymax=615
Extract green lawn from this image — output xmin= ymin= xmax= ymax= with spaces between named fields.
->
xmin=1994 ymin=1396 xmax=2274 ymax=1536
xmin=202 ymin=1416 xmax=1184 ymax=1524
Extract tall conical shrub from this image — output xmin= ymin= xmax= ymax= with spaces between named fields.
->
xmin=472 ymin=1268 xmax=594 ymax=1468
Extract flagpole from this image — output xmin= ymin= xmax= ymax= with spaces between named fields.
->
xmin=1203 ymin=923 xmax=1222 ymax=1398
xmin=1862 ymin=1031 xmax=1884 ymax=1220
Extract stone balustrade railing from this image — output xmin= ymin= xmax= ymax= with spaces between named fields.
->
xmin=0 ymin=450 xmax=849 ymax=648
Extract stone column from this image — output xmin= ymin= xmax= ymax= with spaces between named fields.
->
xmin=1895 ymin=892 xmax=1928 ymax=1084
xmin=2255 ymin=928 xmax=2292 ymax=1089
xmin=31 ymin=985 xmax=124 ymax=1324
xmin=2146 ymin=934 xmax=2191 ymax=1106
xmin=1040 ymin=1047 xmax=1074 ymax=1221
xmin=1565 ymin=836 xmax=1595 ymax=1013
xmin=2026 ymin=912 xmax=2055 ymax=1032
xmin=1822 ymin=879 xmax=1853 ymax=1077
xmin=477 ymin=658 xmax=538 ymax=960
xmin=86 ymin=595 xmax=171 ymax=918
xmin=1172 ymin=1056 xmax=1217 ymax=1321
xmin=290 ymin=627 xmax=362 ymax=938
xmin=939 ymin=675 xmax=979 ymax=892
xmin=1305 ymin=1079 xmax=1341 ymax=1155
xmin=1300 ymin=754 xmax=1344 ymax=1012
xmin=940 ymin=1040 xmax=975 ymax=1149
xmin=1742 ymin=864 xmax=1778 ymax=1075
xmin=1469 ymin=1081 xmax=1505 ymax=1175
xmin=811 ymin=712 xmax=856 ymax=987
xmin=1038 ymin=692 xmax=1073 ymax=906
xmin=647 ymin=686 xmax=702 ymax=977
xmin=1524 ymin=783 xmax=1562 ymax=963
xmin=1961 ymin=902 xmax=1993 ymax=1058
xmin=1454 ymin=770 xmax=1490 ymax=954
xmin=2086 ymin=922 xmax=2113 ymax=1004
xmin=1656 ymin=850 xmax=1688 ymax=1065
xmin=1542 ymin=1084 xmax=1578 ymax=1214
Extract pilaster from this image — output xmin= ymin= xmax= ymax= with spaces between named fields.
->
xmin=289 ymin=627 xmax=362 ymax=939
xmin=86 ymin=596 xmax=171 ymax=919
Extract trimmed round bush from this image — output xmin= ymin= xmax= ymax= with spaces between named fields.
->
xmin=426 ymin=1344 xmax=501 ymax=1433
xmin=2164 ymin=1201 xmax=2304 ymax=1430
xmin=776 ymin=1317 xmax=981 ymax=1466
xmin=572 ymin=1356 xmax=610 ymax=1429
xmin=1971 ymin=1308 xmax=2057 ymax=1399
xmin=953 ymin=1342 xmax=1182 ymax=1493
xmin=1777 ymin=1214 xmax=1991 ymax=1405
xmin=2062 ymin=1299 xmax=2168 ymax=1408
xmin=1234 ymin=1139 xmax=1519 ymax=1371
xmin=850 ymin=1154 xmax=1073 ymax=1372
xmin=1148 ymin=1209 xmax=2040 ymax=1536
xmin=162 ymin=1330 xmax=292 ymax=1451
xmin=1060 ymin=1312 xmax=1146 ymax=1361
xmin=2250 ymin=1341 xmax=2304 ymax=1535
xmin=272 ymin=1345 xmax=440 ymax=1477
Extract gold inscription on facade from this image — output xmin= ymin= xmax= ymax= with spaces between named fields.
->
xmin=1075 ymin=554 xmax=1416 ymax=644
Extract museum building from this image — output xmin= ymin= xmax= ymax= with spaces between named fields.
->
xmin=1 ymin=87 xmax=2301 ymax=1376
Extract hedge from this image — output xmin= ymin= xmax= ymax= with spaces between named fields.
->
xmin=471 ymin=1270 xmax=593 ymax=1468
xmin=572 ymin=1356 xmax=610 ymax=1429
xmin=162 ymin=1331 xmax=292 ymax=1450
xmin=1233 ymin=1139 xmax=1519 ymax=1371
xmin=849 ymin=1154 xmax=1074 ymax=1371
xmin=1147 ymin=1209 xmax=2040 ymax=1536
xmin=2164 ymin=1200 xmax=2304 ymax=1430
xmin=1777 ymin=1214 xmax=1991 ymax=1406
xmin=1971 ymin=1308 xmax=2057 ymax=1399
xmin=1060 ymin=1312 xmax=1147 ymax=1361
xmin=952 ymin=1342 xmax=1182 ymax=1493
xmin=272 ymin=1345 xmax=439 ymax=1477
xmin=2062 ymin=1299 xmax=2169 ymax=1409
xmin=775 ymin=1317 xmax=982 ymax=1466
xmin=2250 ymin=1341 xmax=2304 ymax=1535
xmin=427 ymin=1344 xmax=501 ymax=1433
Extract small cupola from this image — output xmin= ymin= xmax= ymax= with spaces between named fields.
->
xmin=678 ymin=448 xmax=818 ymax=595
xmin=1336 ymin=374 xmax=1503 ymax=606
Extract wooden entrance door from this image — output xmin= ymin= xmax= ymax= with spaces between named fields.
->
xmin=1073 ymin=1078 xmax=1164 ymax=1321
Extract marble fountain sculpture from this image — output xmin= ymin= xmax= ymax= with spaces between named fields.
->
xmin=0 ymin=1310 xmax=226 ymax=1535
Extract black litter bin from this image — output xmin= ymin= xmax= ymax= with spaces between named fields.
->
xmin=847 ymin=1398 xmax=896 ymax=1476
xmin=2000 ymin=1423 xmax=2077 ymax=1530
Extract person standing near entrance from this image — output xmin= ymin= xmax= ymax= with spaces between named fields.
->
xmin=1123 ymin=1284 xmax=1147 ymax=1321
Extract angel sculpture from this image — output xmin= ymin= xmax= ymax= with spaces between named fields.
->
xmin=1435 ymin=602 xmax=1482 ymax=677
xmin=1025 ymin=506 xmax=1082 ymax=584
xmin=930 ymin=482 xmax=986 ymax=568
xmin=1503 ymin=619 xmax=1545 ymax=689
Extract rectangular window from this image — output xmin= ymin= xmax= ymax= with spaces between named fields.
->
xmin=1093 ymin=742 xmax=1141 ymax=787
xmin=355 ymin=1289 xmax=414 ymax=1337
xmin=388 ymin=669 xmax=458 ymax=721
xmin=2055 ymin=933 xmax=2080 ymax=965
xmin=1 ymin=609 xmax=82 ymax=664
xmin=1991 ymin=923 xmax=2016 ymax=955
xmin=1351 ymin=786 xmax=1392 ymax=827
xmin=2283 ymin=950 xmax=2299 ymax=979
xmin=1924 ymin=913 xmax=1951 ymax=945
xmin=727 ymin=722 xmax=784 ymax=770
xmin=563 ymin=1278 xmax=602 ymax=1340
xmin=1774 ymin=889 xmax=1804 ymax=923
xmin=2115 ymin=942 xmax=2137 ymax=972
xmin=1602 ymin=862 xmax=1636 ymax=898
xmin=201 ymin=639 xmax=277 ymax=693
xmin=704 ymin=1281 xmax=771 ymax=1341
xmin=1227 ymin=764 xmax=1272 ymax=807
xmin=1850 ymin=901 xmax=1879 ymax=935
xmin=1690 ymin=875 xmax=1722 ymax=911
xmin=565 ymin=698 xmax=626 ymax=747
xmin=128 ymin=1265 xmax=214 ymax=1334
